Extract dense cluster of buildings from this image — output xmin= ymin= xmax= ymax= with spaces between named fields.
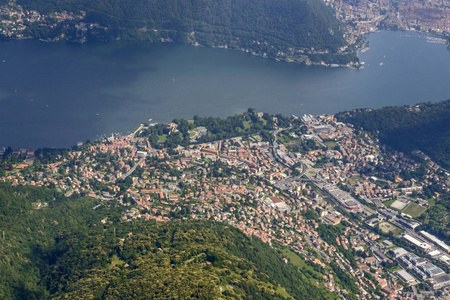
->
xmin=325 ymin=0 xmax=450 ymax=50
xmin=0 ymin=2 xmax=83 ymax=39
xmin=390 ymin=247 xmax=450 ymax=289
xmin=1 ymin=111 xmax=449 ymax=298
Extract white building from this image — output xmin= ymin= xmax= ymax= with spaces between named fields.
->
xmin=403 ymin=234 xmax=431 ymax=251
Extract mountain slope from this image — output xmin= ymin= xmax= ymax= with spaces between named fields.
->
xmin=43 ymin=222 xmax=329 ymax=299
xmin=16 ymin=0 xmax=356 ymax=64
xmin=0 ymin=183 xmax=332 ymax=299
xmin=336 ymin=100 xmax=450 ymax=169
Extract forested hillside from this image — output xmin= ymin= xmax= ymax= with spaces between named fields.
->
xmin=14 ymin=0 xmax=356 ymax=64
xmin=0 ymin=183 xmax=107 ymax=299
xmin=0 ymin=183 xmax=331 ymax=299
xmin=336 ymin=100 xmax=450 ymax=169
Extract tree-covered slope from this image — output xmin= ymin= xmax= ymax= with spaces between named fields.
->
xmin=16 ymin=0 xmax=356 ymax=64
xmin=43 ymin=222 xmax=330 ymax=299
xmin=0 ymin=183 xmax=330 ymax=299
xmin=336 ymin=100 xmax=450 ymax=169
xmin=0 ymin=183 xmax=107 ymax=299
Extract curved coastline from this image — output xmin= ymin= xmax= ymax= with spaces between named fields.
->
xmin=1 ymin=30 xmax=450 ymax=148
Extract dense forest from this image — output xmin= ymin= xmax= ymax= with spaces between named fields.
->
xmin=336 ymin=100 xmax=450 ymax=169
xmin=0 ymin=183 xmax=330 ymax=299
xmin=14 ymin=0 xmax=356 ymax=64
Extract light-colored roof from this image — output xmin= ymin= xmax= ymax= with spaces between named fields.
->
xmin=396 ymin=269 xmax=415 ymax=282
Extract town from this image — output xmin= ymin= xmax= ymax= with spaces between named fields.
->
xmin=1 ymin=107 xmax=449 ymax=299
xmin=325 ymin=0 xmax=450 ymax=50
xmin=0 ymin=1 xmax=96 ymax=42
xmin=2 ymin=0 xmax=450 ymax=54
xmin=2 ymin=0 xmax=450 ymax=67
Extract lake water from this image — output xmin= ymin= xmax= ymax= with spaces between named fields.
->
xmin=1 ymin=30 xmax=450 ymax=148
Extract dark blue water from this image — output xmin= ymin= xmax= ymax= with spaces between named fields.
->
xmin=1 ymin=30 xmax=449 ymax=148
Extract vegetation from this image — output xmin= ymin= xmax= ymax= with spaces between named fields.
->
xmin=317 ymin=224 xmax=358 ymax=270
xmin=138 ymin=110 xmax=288 ymax=148
xmin=0 ymin=183 xmax=107 ymax=299
xmin=401 ymin=202 xmax=426 ymax=218
xmin=0 ymin=182 xmax=330 ymax=299
xmin=336 ymin=100 xmax=450 ymax=244
xmin=418 ymin=191 xmax=450 ymax=244
xmin=336 ymin=100 xmax=450 ymax=169
xmin=16 ymin=0 xmax=356 ymax=64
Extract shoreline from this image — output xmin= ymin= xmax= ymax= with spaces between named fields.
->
xmin=5 ymin=34 xmax=361 ymax=69
xmin=1 ymin=30 xmax=449 ymax=149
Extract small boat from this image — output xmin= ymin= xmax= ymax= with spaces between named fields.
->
xmin=380 ymin=62 xmax=383 ymax=66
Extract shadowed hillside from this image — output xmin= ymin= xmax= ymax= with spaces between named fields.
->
xmin=16 ymin=0 xmax=357 ymax=64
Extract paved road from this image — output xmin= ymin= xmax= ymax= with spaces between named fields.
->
xmin=272 ymin=127 xmax=307 ymax=175
xmin=131 ymin=124 xmax=145 ymax=138
xmin=122 ymin=158 xmax=145 ymax=179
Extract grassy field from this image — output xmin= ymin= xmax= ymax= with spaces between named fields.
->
xmin=277 ymin=135 xmax=292 ymax=144
xmin=324 ymin=141 xmax=337 ymax=149
xmin=107 ymin=255 xmax=125 ymax=269
xmin=280 ymin=248 xmax=339 ymax=300
xmin=247 ymin=183 xmax=257 ymax=189
xmin=275 ymin=285 xmax=292 ymax=299
xmin=242 ymin=121 xmax=251 ymax=129
xmin=334 ymin=223 xmax=346 ymax=231
xmin=402 ymin=202 xmax=427 ymax=218
xmin=189 ymin=129 xmax=197 ymax=138
xmin=385 ymin=265 xmax=402 ymax=273
xmin=285 ymin=138 xmax=303 ymax=150
xmin=259 ymin=117 xmax=268 ymax=126
xmin=308 ymin=169 xmax=317 ymax=176
xmin=281 ymin=248 xmax=308 ymax=269
xmin=383 ymin=199 xmax=396 ymax=208
xmin=347 ymin=176 xmax=363 ymax=183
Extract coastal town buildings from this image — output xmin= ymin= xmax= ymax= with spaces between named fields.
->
xmin=1 ymin=109 xmax=449 ymax=298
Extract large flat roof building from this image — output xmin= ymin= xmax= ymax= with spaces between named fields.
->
xmin=396 ymin=269 xmax=415 ymax=285
xmin=403 ymin=234 xmax=431 ymax=251
xmin=389 ymin=247 xmax=408 ymax=258
xmin=428 ymin=274 xmax=450 ymax=289
xmin=420 ymin=263 xmax=445 ymax=278
xmin=420 ymin=231 xmax=450 ymax=253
